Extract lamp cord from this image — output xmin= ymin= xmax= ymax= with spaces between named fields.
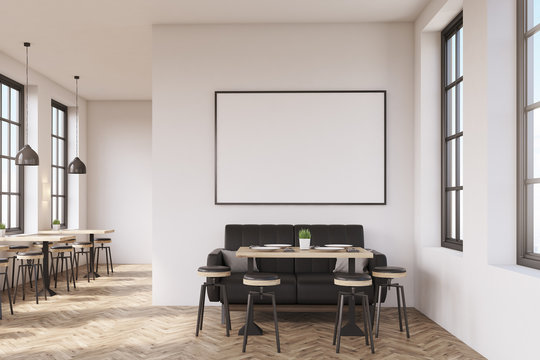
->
xmin=25 ymin=44 xmax=29 ymax=144
xmin=76 ymin=77 xmax=79 ymax=157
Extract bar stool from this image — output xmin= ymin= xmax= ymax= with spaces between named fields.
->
xmin=242 ymin=273 xmax=281 ymax=353
xmin=94 ymin=238 xmax=113 ymax=275
xmin=373 ymin=266 xmax=409 ymax=338
xmin=333 ymin=272 xmax=375 ymax=354
xmin=72 ymin=242 xmax=94 ymax=282
xmin=0 ymin=258 xmax=13 ymax=318
xmin=196 ymin=265 xmax=232 ymax=337
xmin=4 ymin=245 xmax=29 ymax=290
xmin=13 ymin=251 xmax=46 ymax=304
xmin=50 ymin=245 xmax=76 ymax=291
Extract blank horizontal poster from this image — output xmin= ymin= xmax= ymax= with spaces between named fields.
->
xmin=215 ymin=91 xmax=386 ymax=204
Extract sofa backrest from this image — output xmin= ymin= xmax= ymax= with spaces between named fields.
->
xmin=225 ymin=224 xmax=294 ymax=273
xmin=294 ymin=225 xmax=364 ymax=273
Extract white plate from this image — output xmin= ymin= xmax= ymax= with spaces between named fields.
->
xmin=250 ymin=246 xmax=280 ymax=251
xmin=326 ymin=244 xmax=353 ymax=248
xmin=314 ymin=246 xmax=344 ymax=251
xmin=264 ymin=244 xmax=291 ymax=248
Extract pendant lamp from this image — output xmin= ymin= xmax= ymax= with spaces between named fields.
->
xmin=15 ymin=42 xmax=39 ymax=166
xmin=68 ymin=76 xmax=86 ymax=174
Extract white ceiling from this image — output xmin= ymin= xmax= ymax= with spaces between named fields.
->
xmin=0 ymin=0 xmax=430 ymax=100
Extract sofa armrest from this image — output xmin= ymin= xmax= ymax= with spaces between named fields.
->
xmin=206 ymin=248 xmax=225 ymax=302
xmin=367 ymin=249 xmax=388 ymax=303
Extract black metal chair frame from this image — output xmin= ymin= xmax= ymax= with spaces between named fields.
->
xmin=74 ymin=247 xmax=94 ymax=282
xmin=13 ymin=257 xmax=46 ymax=304
xmin=0 ymin=264 xmax=13 ymax=318
xmin=3 ymin=247 xmax=29 ymax=291
xmin=242 ymin=287 xmax=280 ymax=353
xmin=375 ymin=279 xmax=410 ymax=338
xmin=196 ymin=278 xmax=231 ymax=337
xmin=333 ymin=288 xmax=375 ymax=354
xmin=95 ymin=243 xmax=114 ymax=275
xmin=50 ymin=250 xmax=77 ymax=291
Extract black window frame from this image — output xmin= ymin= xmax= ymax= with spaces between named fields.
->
xmin=51 ymin=99 xmax=68 ymax=228
xmin=441 ymin=12 xmax=464 ymax=251
xmin=0 ymin=73 xmax=24 ymax=234
xmin=517 ymin=0 xmax=540 ymax=269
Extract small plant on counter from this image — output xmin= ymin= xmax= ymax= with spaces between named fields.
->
xmin=52 ymin=219 xmax=61 ymax=230
xmin=0 ymin=223 xmax=5 ymax=236
xmin=299 ymin=229 xmax=311 ymax=239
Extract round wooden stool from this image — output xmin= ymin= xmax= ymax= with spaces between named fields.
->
xmin=372 ymin=266 xmax=409 ymax=339
xmin=242 ymin=273 xmax=281 ymax=353
xmin=0 ymin=258 xmax=13 ymax=318
xmin=94 ymin=238 xmax=113 ymax=275
xmin=50 ymin=245 xmax=76 ymax=291
xmin=72 ymin=242 xmax=94 ymax=282
xmin=333 ymin=272 xmax=375 ymax=354
xmin=13 ymin=251 xmax=46 ymax=304
xmin=5 ymin=245 xmax=30 ymax=290
xmin=196 ymin=265 xmax=232 ymax=337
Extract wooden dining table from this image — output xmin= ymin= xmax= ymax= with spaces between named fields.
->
xmin=38 ymin=229 xmax=114 ymax=278
xmin=0 ymin=234 xmax=77 ymax=297
xmin=236 ymin=246 xmax=374 ymax=337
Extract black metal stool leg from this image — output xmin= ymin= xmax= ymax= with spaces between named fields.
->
xmin=396 ymin=283 xmax=403 ymax=332
xmin=375 ymin=284 xmax=382 ymax=338
xmin=34 ymin=263 xmax=39 ymax=304
xmin=105 ymin=247 xmax=110 ymax=275
xmin=69 ymin=252 xmax=76 ymax=289
xmin=270 ymin=292 xmax=280 ymax=353
xmin=54 ymin=255 xmax=60 ymax=288
xmin=85 ymin=252 xmax=91 ymax=282
xmin=195 ymin=284 xmax=206 ymax=336
xmin=108 ymin=247 xmax=114 ymax=273
xmin=335 ymin=293 xmax=345 ymax=353
xmin=21 ymin=263 xmax=27 ymax=301
xmin=363 ymin=295 xmax=375 ymax=353
xmin=10 ymin=256 xmax=16 ymax=289
xmin=3 ymin=272 xmax=13 ymax=314
xmin=400 ymin=285 xmax=410 ymax=338
xmin=95 ymin=247 xmax=100 ymax=274
xmin=220 ymin=284 xmax=231 ymax=336
xmin=242 ymin=292 xmax=254 ymax=353
xmin=75 ymin=251 xmax=80 ymax=280
xmin=333 ymin=291 xmax=342 ymax=345
xmin=13 ymin=263 xmax=21 ymax=304
xmin=28 ymin=261 xmax=33 ymax=289
xmin=40 ymin=264 xmax=46 ymax=301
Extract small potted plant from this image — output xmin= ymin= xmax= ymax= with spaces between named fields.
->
xmin=0 ymin=223 xmax=5 ymax=237
xmin=52 ymin=219 xmax=61 ymax=231
xmin=299 ymin=228 xmax=311 ymax=250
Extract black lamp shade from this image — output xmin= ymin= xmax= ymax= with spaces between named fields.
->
xmin=15 ymin=144 xmax=39 ymax=166
xmin=68 ymin=157 xmax=86 ymax=174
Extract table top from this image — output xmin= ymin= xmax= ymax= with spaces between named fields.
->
xmin=38 ymin=229 xmax=115 ymax=235
xmin=0 ymin=234 xmax=76 ymax=242
xmin=236 ymin=246 xmax=373 ymax=259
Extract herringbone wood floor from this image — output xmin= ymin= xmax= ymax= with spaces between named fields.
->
xmin=0 ymin=265 xmax=484 ymax=359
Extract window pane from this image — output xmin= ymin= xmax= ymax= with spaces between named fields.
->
xmin=446 ymin=87 xmax=456 ymax=136
xmin=458 ymin=137 xmax=463 ymax=186
xmin=1 ymin=195 xmax=7 ymax=227
xmin=10 ymin=160 xmax=17 ymax=193
xmin=58 ymin=139 xmax=65 ymax=167
xmin=447 ymin=34 xmax=456 ymax=84
xmin=1 ymin=159 xmax=8 ymax=193
xmin=10 ymin=124 xmax=18 ymax=157
xmin=10 ymin=195 xmax=18 ymax=229
xmin=458 ymin=28 xmax=463 ymax=78
xmin=59 ymin=198 xmax=64 ymax=224
xmin=1 ymin=122 xmax=8 ymax=156
xmin=52 ymin=168 xmax=57 ymax=196
xmin=446 ymin=191 xmax=456 ymax=239
xmin=457 ymin=82 xmax=463 ymax=133
xmin=52 ymin=108 xmax=58 ymax=136
xmin=529 ymin=183 xmax=540 ymax=254
xmin=52 ymin=137 xmax=58 ymax=166
xmin=459 ymin=190 xmax=464 ymax=241
xmin=447 ymin=139 xmax=456 ymax=187
xmin=1 ymin=85 xmax=8 ymax=120
xmin=527 ymin=0 xmax=540 ymax=31
xmin=58 ymin=110 xmax=65 ymax=138
xmin=529 ymin=109 xmax=540 ymax=178
xmin=527 ymin=32 xmax=540 ymax=105
xmin=10 ymin=89 xmax=18 ymax=123
xmin=58 ymin=168 xmax=64 ymax=196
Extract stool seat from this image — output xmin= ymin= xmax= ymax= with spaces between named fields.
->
xmin=197 ymin=265 xmax=231 ymax=277
xmin=334 ymin=272 xmax=372 ymax=287
xmin=50 ymin=245 xmax=74 ymax=253
xmin=16 ymin=251 xmax=43 ymax=260
xmin=0 ymin=258 xmax=8 ymax=263
xmin=243 ymin=273 xmax=280 ymax=286
xmin=372 ymin=266 xmax=407 ymax=279
xmin=95 ymin=238 xmax=112 ymax=243
xmin=0 ymin=258 xmax=8 ymax=267
xmin=7 ymin=245 xmax=30 ymax=252
xmin=72 ymin=242 xmax=92 ymax=248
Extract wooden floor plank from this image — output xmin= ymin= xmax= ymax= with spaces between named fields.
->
xmin=0 ymin=265 xmax=484 ymax=359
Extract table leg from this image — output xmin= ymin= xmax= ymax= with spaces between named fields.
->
xmin=85 ymin=234 xmax=100 ymax=278
xmin=340 ymin=257 xmax=364 ymax=337
xmin=238 ymin=257 xmax=263 ymax=336
xmin=39 ymin=241 xmax=56 ymax=297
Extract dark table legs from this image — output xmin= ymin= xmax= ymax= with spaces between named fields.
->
xmin=85 ymin=234 xmax=99 ymax=278
xmin=39 ymin=241 xmax=56 ymax=297
xmin=238 ymin=258 xmax=264 ymax=336
xmin=340 ymin=257 xmax=365 ymax=337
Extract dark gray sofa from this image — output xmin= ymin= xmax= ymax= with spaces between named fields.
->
xmin=206 ymin=224 xmax=388 ymax=307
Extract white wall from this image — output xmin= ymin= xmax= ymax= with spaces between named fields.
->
xmin=87 ymin=101 xmax=152 ymax=264
xmin=152 ymin=23 xmax=415 ymax=305
xmin=414 ymin=1 xmax=540 ymax=359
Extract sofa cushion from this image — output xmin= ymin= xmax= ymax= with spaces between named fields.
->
xmin=225 ymin=224 xmax=294 ymax=273
xmin=296 ymin=273 xmax=340 ymax=304
xmin=222 ymin=249 xmax=258 ymax=272
xmin=294 ymin=225 xmax=364 ymax=273
xmin=221 ymin=272 xmax=297 ymax=305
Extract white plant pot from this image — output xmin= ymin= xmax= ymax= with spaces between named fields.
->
xmin=0 ymin=229 xmax=5 ymax=237
xmin=299 ymin=238 xmax=311 ymax=250
xmin=52 ymin=224 xmax=60 ymax=231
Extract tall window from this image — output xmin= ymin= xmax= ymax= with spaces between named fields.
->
xmin=518 ymin=0 xmax=540 ymax=269
xmin=51 ymin=100 xmax=67 ymax=227
xmin=441 ymin=13 xmax=463 ymax=251
xmin=0 ymin=74 xmax=24 ymax=233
